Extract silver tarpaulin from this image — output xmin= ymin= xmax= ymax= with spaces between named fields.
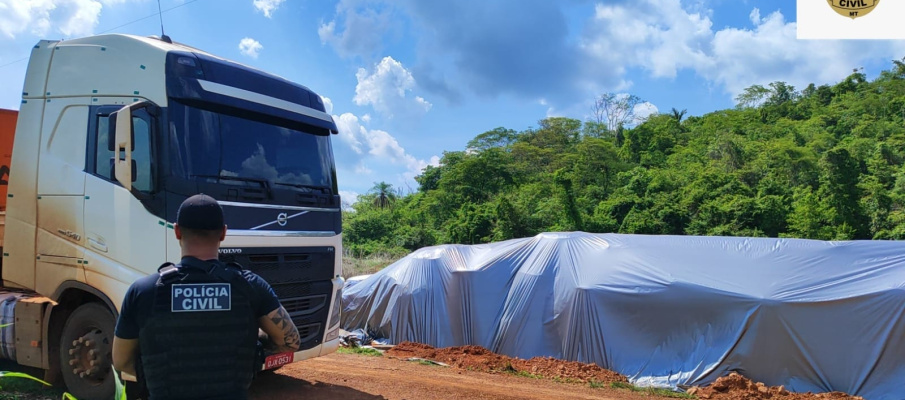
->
xmin=341 ymin=232 xmax=905 ymax=399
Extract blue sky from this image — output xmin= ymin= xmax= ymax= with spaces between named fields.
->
xmin=1 ymin=0 xmax=904 ymax=204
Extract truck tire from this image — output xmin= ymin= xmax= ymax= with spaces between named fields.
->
xmin=59 ymin=303 xmax=115 ymax=400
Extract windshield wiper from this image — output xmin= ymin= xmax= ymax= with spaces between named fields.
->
xmin=191 ymin=174 xmax=273 ymax=198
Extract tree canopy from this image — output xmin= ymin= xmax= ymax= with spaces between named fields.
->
xmin=343 ymin=61 xmax=905 ymax=257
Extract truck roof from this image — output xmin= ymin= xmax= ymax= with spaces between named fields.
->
xmin=51 ymin=33 xmax=312 ymax=93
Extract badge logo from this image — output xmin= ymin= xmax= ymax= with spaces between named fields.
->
xmin=171 ymin=283 xmax=231 ymax=312
xmin=827 ymin=0 xmax=880 ymax=19
xmin=250 ymin=210 xmax=309 ymax=230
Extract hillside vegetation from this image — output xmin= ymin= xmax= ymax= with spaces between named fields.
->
xmin=343 ymin=61 xmax=905 ymax=258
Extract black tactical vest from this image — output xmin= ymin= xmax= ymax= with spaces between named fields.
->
xmin=138 ymin=257 xmax=258 ymax=400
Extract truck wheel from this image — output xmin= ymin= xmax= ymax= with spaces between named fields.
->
xmin=59 ymin=303 xmax=115 ymax=400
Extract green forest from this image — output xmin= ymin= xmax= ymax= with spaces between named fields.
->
xmin=342 ymin=61 xmax=905 ymax=259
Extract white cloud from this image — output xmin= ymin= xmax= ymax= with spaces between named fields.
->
xmin=364 ymin=129 xmax=408 ymax=161
xmin=318 ymin=0 xmax=905 ymax=112
xmin=749 ymin=8 xmax=761 ymax=25
xmin=0 ymin=0 xmax=123 ymax=39
xmin=339 ymin=190 xmax=359 ymax=201
xmin=339 ymin=190 xmax=359 ymax=210
xmin=354 ymin=163 xmax=373 ymax=175
xmin=253 ymin=0 xmax=284 ymax=18
xmin=354 ymin=56 xmax=432 ymax=118
xmin=706 ymin=10 xmax=905 ymax=97
xmin=238 ymin=37 xmax=263 ymax=58
xmin=633 ymin=102 xmax=659 ymax=123
xmin=335 ymin=112 xmax=366 ymax=154
xmin=582 ymin=0 xmax=713 ymax=82
xmin=580 ymin=0 xmax=905 ymax=99
xmin=333 ymin=111 xmax=438 ymax=180
xmin=321 ymin=96 xmax=334 ymax=114
xmin=318 ymin=0 xmax=395 ymax=59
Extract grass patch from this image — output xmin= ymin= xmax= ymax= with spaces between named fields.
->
xmin=0 ymin=375 xmax=62 ymax=400
xmin=610 ymin=382 xmax=634 ymax=390
xmin=0 ymin=361 xmax=65 ymax=400
xmin=512 ymin=370 xmax=543 ymax=379
xmin=337 ymin=347 xmax=383 ymax=357
xmin=610 ymin=382 xmax=695 ymax=398
xmin=405 ymin=358 xmax=445 ymax=367
xmin=588 ymin=380 xmax=605 ymax=389
xmin=342 ymin=253 xmax=401 ymax=278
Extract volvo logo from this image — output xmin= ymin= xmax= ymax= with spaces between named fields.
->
xmin=219 ymin=248 xmax=242 ymax=254
xmin=249 ymin=210 xmax=310 ymax=230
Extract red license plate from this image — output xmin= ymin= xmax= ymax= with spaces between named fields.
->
xmin=264 ymin=352 xmax=294 ymax=369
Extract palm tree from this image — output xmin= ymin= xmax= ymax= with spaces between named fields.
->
xmin=670 ymin=108 xmax=687 ymax=123
xmin=370 ymin=181 xmax=396 ymax=209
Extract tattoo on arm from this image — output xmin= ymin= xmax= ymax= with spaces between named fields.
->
xmin=268 ymin=307 xmax=300 ymax=352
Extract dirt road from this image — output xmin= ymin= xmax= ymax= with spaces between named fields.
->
xmin=248 ymin=352 xmax=656 ymax=400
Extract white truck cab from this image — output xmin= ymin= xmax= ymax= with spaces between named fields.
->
xmin=0 ymin=34 xmax=344 ymax=399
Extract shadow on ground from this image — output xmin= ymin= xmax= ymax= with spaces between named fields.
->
xmin=249 ymin=370 xmax=387 ymax=400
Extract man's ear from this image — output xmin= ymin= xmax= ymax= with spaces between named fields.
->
xmin=220 ymin=225 xmax=228 ymax=242
xmin=174 ymin=223 xmax=183 ymax=240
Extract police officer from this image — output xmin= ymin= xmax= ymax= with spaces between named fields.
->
xmin=112 ymin=194 xmax=301 ymax=400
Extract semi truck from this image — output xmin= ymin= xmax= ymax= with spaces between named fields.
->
xmin=0 ymin=33 xmax=344 ymax=399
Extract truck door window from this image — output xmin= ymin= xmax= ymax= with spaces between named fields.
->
xmin=95 ymin=115 xmax=112 ymax=179
xmin=130 ymin=111 xmax=153 ymax=192
xmin=90 ymin=108 xmax=154 ymax=193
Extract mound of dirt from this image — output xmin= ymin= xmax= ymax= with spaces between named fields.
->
xmin=510 ymin=357 xmax=626 ymax=384
xmin=687 ymin=373 xmax=864 ymax=400
xmin=388 ymin=343 xmax=865 ymax=400
xmin=386 ymin=341 xmax=628 ymax=384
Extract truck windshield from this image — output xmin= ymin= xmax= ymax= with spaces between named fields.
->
xmin=167 ymin=101 xmax=335 ymax=192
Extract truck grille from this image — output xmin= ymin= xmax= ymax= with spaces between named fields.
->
xmin=281 ymin=295 xmax=327 ymax=317
xmin=224 ymin=251 xmax=333 ymax=283
xmin=295 ymin=323 xmax=321 ymax=344
xmin=220 ymin=247 xmax=336 ymax=351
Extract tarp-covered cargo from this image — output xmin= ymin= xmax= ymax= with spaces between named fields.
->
xmin=342 ymin=232 xmax=905 ymax=399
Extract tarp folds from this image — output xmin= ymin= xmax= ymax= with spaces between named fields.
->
xmin=341 ymin=232 xmax=905 ymax=399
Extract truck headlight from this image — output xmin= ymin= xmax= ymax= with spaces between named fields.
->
xmin=324 ymin=288 xmax=342 ymax=342
xmin=325 ymin=326 xmax=339 ymax=342
xmin=328 ymin=288 xmax=342 ymax=329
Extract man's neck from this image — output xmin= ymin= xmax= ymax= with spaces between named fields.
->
xmin=182 ymin=254 xmax=219 ymax=262
xmin=179 ymin=239 xmax=221 ymax=261
xmin=181 ymin=249 xmax=220 ymax=261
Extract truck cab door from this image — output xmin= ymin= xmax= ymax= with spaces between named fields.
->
xmin=83 ymin=104 xmax=167 ymax=292
xmin=33 ymin=99 xmax=89 ymax=295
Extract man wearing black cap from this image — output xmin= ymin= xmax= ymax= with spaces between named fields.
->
xmin=112 ymin=194 xmax=300 ymax=400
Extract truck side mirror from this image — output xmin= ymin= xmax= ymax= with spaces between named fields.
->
xmin=110 ymin=106 xmax=133 ymax=190
xmin=108 ymin=101 xmax=158 ymax=191
xmin=108 ymin=158 xmax=137 ymax=182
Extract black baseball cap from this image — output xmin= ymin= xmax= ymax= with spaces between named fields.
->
xmin=176 ymin=194 xmax=224 ymax=230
